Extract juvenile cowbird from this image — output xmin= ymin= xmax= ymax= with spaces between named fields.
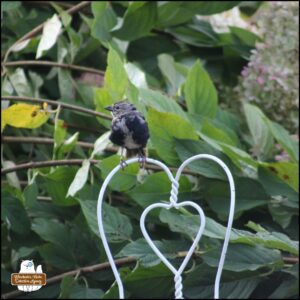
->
xmin=105 ymin=101 xmax=149 ymax=169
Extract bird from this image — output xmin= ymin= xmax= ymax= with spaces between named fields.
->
xmin=105 ymin=101 xmax=149 ymax=169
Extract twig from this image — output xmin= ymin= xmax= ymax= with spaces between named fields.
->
xmin=1 ymin=159 xmax=99 ymax=175
xmin=1 ymin=257 xmax=136 ymax=299
xmin=1 ymin=96 xmax=112 ymax=120
xmin=2 ymin=60 xmax=104 ymax=76
xmin=1 ymin=136 xmax=118 ymax=153
xmin=282 ymin=256 xmax=299 ymax=264
xmin=3 ymin=1 xmax=91 ymax=64
xmin=2 ymin=136 xmax=94 ymax=149
xmin=1 ymin=158 xmax=199 ymax=176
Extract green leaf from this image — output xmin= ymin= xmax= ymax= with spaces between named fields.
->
xmin=117 ymin=238 xmax=174 ymax=267
xmin=201 ymin=120 xmax=240 ymax=147
xmin=128 ymin=172 xmax=193 ymax=208
xmin=184 ymin=263 xmax=262 ymax=299
xmin=113 ymin=2 xmax=157 ymax=41
xmin=229 ymin=26 xmax=260 ymax=46
xmin=184 ymin=60 xmax=218 ymax=117
xmin=258 ymin=166 xmax=298 ymax=202
xmin=166 ymin=20 xmax=220 ymax=47
xmin=59 ymin=275 xmax=75 ymax=299
xmin=57 ymin=132 xmax=79 ymax=159
xmin=1 ymin=189 xmax=31 ymax=234
xmin=104 ymin=263 xmax=173 ymax=299
xmin=44 ymin=167 xmax=78 ymax=206
xmin=243 ymin=103 xmax=274 ymax=159
xmin=139 ymin=88 xmax=187 ymax=120
xmin=157 ymin=2 xmax=239 ymax=28
xmin=32 ymin=218 xmax=69 ymax=248
xmin=1 ymin=1 xmax=21 ymax=11
xmin=203 ymin=177 xmax=269 ymax=219
xmin=267 ymin=121 xmax=299 ymax=162
xmin=91 ymin=131 xmax=111 ymax=158
xmin=54 ymin=119 xmax=67 ymax=149
xmin=36 ymin=14 xmax=62 ymax=59
xmin=69 ymin=284 xmax=104 ymax=299
xmin=203 ymin=244 xmax=283 ymax=272
xmin=148 ymin=108 xmax=198 ymax=165
xmin=8 ymin=68 xmax=32 ymax=97
xmin=260 ymin=162 xmax=299 ymax=192
xmin=157 ymin=54 xmax=186 ymax=95
xmin=175 ymin=139 xmax=235 ymax=180
xmin=104 ymin=47 xmax=128 ymax=100
xmin=67 ymin=159 xmax=90 ymax=197
xmin=78 ymin=200 xmax=132 ymax=242
xmin=97 ymin=155 xmax=139 ymax=192
xmin=91 ymin=2 xmax=117 ymax=43
xmin=159 ymin=209 xmax=299 ymax=255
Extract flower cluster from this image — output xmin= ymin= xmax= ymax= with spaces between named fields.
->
xmin=236 ymin=1 xmax=299 ymax=133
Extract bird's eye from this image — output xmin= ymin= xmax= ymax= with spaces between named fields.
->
xmin=115 ymin=105 xmax=120 ymax=110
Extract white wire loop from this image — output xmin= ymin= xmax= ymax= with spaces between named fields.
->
xmin=97 ymin=155 xmax=235 ymax=299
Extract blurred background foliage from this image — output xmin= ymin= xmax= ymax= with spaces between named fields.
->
xmin=1 ymin=1 xmax=299 ymax=299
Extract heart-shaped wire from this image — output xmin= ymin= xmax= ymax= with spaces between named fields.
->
xmin=140 ymin=200 xmax=205 ymax=299
xmin=97 ymin=155 xmax=235 ymax=299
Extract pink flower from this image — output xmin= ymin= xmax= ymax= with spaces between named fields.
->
xmin=256 ymin=76 xmax=265 ymax=85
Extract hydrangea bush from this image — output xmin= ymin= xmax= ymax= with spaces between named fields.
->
xmin=236 ymin=1 xmax=299 ymax=133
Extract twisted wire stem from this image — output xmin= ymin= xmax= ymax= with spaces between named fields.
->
xmin=170 ymin=179 xmax=179 ymax=206
xmin=174 ymin=274 xmax=183 ymax=299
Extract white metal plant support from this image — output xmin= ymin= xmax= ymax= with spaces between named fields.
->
xmin=97 ymin=154 xmax=235 ymax=299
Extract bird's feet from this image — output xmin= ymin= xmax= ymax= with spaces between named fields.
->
xmin=138 ymin=154 xmax=146 ymax=169
xmin=120 ymin=158 xmax=128 ymax=170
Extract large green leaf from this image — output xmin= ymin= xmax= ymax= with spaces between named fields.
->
xmin=1 ymin=189 xmax=31 ymax=234
xmin=157 ymin=54 xmax=186 ymax=95
xmin=44 ymin=167 xmax=78 ymax=206
xmin=112 ymin=2 xmax=157 ymax=41
xmin=259 ymin=162 xmax=299 ymax=192
xmin=67 ymin=159 xmax=90 ymax=197
xmin=32 ymin=218 xmax=69 ymax=248
xmin=104 ymin=263 xmax=173 ymax=299
xmin=127 ymin=172 xmax=194 ymax=208
xmin=184 ymin=60 xmax=218 ymax=117
xmin=139 ymin=88 xmax=187 ymax=120
xmin=91 ymin=2 xmax=117 ymax=43
xmin=157 ymin=2 xmax=240 ymax=27
xmin=104 ymin=46 xmax=128 ymax=101
xmin=267 ymin=121 xmax=299 ymax=162
xmin=78 ymin=200 xmax=132 ymax=242
xmin=184 ymin=263 xmax=262 ymax=299
xmin=148 ymin=108 xmax=198 ymax=165
xmin=159 ymin=209 xmax=299 ymax=255
xmin=97 ymin=155 xmax=139 ymax=192
xmin=117 ymin=238 xmax=188 ymax=267
xmin=203 ymin=244 xmax=283 ymax=272
xmin=175 ymin=139 xmax=235 ymax=180
xmin=243 ymin=103 xmax=274 ymax=159
xmin=203 ymin=177 xmax=269 ymax=219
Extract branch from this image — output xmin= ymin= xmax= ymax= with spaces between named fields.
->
xmin=282 ymin=256 xmax=299 ymax=264
xmin=1 ymin=159 xmax=99 ymax=175
xmin=1 ymin=257 xmax=136 ymax=299
xmin=1 ymin=96 xmax=112 ymax=120
xmin=2 ymin=136 xmax=95 ymax=149
xmin=1 ymin=157 xmax=199 ymax=176
xmin=3 ymin=1 xmax=91 ymax=63
xmin=2 ymin=60 xmax=104 ymax=76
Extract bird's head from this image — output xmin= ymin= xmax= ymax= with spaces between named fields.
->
xmin=105 ymin=101 xmax=137 ymax=117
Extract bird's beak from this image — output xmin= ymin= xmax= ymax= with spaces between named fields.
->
xmin=105 ymin=105 xmax=113 ymax=112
